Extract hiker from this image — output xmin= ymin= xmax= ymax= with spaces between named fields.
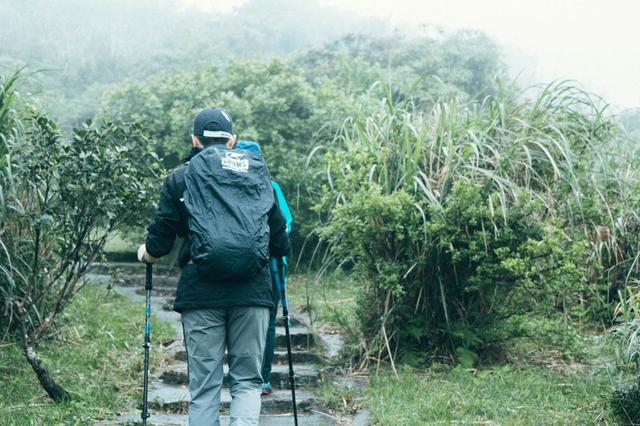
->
xmin=235 ymin=141 xmax=293 ymax=396
xmin=137 ymin=108 xmax=290 ymax=426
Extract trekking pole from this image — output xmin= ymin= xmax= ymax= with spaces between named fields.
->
xmin=141 ymin=262 xmax=153 ymax=425
xmin=275 ymin=257 xmax=298 ymax=426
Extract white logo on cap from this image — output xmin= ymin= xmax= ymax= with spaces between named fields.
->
xmin=220 ymin=110 xmax=231 ymax=123
xmin=203 ymin=130 xmax=233 ymax=139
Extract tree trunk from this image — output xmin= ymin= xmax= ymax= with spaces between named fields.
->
xmin=22 ymin=340 xmax=70 ymax=402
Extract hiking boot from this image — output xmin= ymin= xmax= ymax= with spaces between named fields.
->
xmin=261 ymin=382 xmax=272 ymax=396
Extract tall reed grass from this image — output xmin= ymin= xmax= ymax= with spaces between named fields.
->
xmin=316 ymin=81 xmax=639 ymax=364
xmin=0 ymin=70 xmax=23 ymax=327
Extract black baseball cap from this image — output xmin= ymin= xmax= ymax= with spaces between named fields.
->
xmin=193 ymin=107 xmax=233 ymax=140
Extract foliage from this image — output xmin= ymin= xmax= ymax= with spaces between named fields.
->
xmin=612 ymin=286 xmax=640 ymax=368
xmin=0 ymin=70 xmax=23 ymax=224
xmin=611 ymin=378 xmax=640 ymax=425
xmin=98 ymin=60 xmax=337 ymax=254
xmin=316 ymin=82 xmax=639 ymax=364
xmin=98 ymin=61 xmax=328 ymax=170
xmin=0 ymin=286 xmax=174 ymax=425
xmin=0 ymin=71 xmax=164 ymax=401
xmin=0 ymin=70 xmax=25 ymax=328
xmin=296 ymin=30 xmax=503 ymax=103
xmin=97 ymin=33 xmax=504 ymax=260
xmin=609 ymin=282 xmax=640 ymax=424
xmin=0 ymin=0 xmax=385 ymax=126
xmin=366 ymin=362 xmax=624 ymax=425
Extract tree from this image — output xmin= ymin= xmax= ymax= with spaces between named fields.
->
xmin=0 ymin=72 xmax=164 ymax=400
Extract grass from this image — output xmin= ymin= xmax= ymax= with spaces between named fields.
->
xmin=103 ymin=231 xmax=139 ymax=253
xmin=366 ymin=362 xmax=624 ymax=425
xmin=286 ymin=270 xmax=359 ymax=332
xmin=315 ymin=331 xmax=631 ymax=425
xmin=0 ymin=269 xmax=631 ymax=425
xmin=296 ymin=272 xmax=634 ymax=424
xmin=0 ymin=284 xmax=175 ymax=425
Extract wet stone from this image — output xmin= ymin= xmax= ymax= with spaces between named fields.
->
xmin=90 ymin=261 xmax=360 ymax=425
xmin=159 ymin=363 xmax=320 ymax=389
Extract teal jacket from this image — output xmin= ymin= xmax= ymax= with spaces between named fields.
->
xmin=235 ymin=141 xmax=293 ymax=235
xmin=235 ymin=141 xmax=293 ymax=296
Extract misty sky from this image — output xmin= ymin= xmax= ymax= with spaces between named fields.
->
xmin=191 ymin=0 xmax=640 ymax=109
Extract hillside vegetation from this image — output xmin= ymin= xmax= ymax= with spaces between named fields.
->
xmin=2 ymin=17 xmax=640 ymax=424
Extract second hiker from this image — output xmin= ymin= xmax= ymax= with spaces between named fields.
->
xmin=137 ymin=108 xmax=290 ymax=426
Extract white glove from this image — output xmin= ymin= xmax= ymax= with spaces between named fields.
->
xmin=137 ymin=244 xmax=156 ymax=263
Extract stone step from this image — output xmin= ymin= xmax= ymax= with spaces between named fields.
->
xmin=159 ymin=363 xmax=320 ymax=389
xmin=278 ymin=327 xmax=315 ymax=348
xmin=90 ymin=262 xmax=177 ymax=276
xmin=270 ymin=350 xmax=323 ymax=365
xmin=119 ymin=274 xmax=179 ymax=288
xmin=135 ymin=287 xmax=177 ymax=297
xmin=146 ymin=382 xmax=318 ymax=415
xmin=104 ymin=251 xmax=138 ymax=263
xmin=169 ymin=346 xmax=323 ymax=365
xmin=107 ymin=412 xmax=336 ymax=425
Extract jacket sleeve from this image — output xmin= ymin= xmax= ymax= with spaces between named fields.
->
xmin=145 ymin=173 xmax=185 ymax=258
xmin=268 ymin=195 xmax=291 ymax=258
xmin=271 ymin=181 xmax=293 ymax=234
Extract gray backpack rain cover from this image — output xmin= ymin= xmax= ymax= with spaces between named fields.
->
xmin=184 ymin=146 xmax=274 ymax=281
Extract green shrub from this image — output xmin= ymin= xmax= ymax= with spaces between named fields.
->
xmin=97 ymin=32 xmax=505 ymax=263
xmin=321 ymin=178 xmax=589 ymax=363
xmin=0 ymin=70 xmax=164 ymax=401
xmin=611 ymin=379 xmax=640 ymax=425
xmin=317 ymin=82 xmax=637 ymax=364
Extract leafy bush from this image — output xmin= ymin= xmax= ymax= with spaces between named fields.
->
xmin=97 ymin=33 xmax=504 ymax=262
xmin=610 ymin=285 xmax=640 ymax=424
xmin=0 ymin=71 xmax=164 ymax=401
xmin=317 ymin=82 xmax=638 ymax=364
xmin=611 ymin=379 xmax=640 ymax=425
xmin=296 ymin=31 xmax=503 ymax=104
xmin=97 ymin=60 xmax=347 ymax=255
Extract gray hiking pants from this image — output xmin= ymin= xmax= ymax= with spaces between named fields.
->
xmin=181 ymin=307 xmax=269 ymax=426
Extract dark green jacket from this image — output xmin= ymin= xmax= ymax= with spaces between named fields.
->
xmin=145 ymin=157 xmax=290 ymax=312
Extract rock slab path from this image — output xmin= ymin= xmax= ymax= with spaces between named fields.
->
xmin=90 ymin=262 xmax=345 ymax=426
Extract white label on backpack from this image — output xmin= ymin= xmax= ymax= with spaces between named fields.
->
xmin=221 ymin=151 xmax=249 ymax=173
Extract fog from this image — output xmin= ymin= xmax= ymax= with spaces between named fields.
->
xmin=0 ymin=0 xmax=386 ymax=123
xmin=192 ymin=0 xmax=640 ymax=108
xmin=1 ymin=0 xmax=638 ymax=124
xmin=319 ymin=0 xmax=640 ymax=109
